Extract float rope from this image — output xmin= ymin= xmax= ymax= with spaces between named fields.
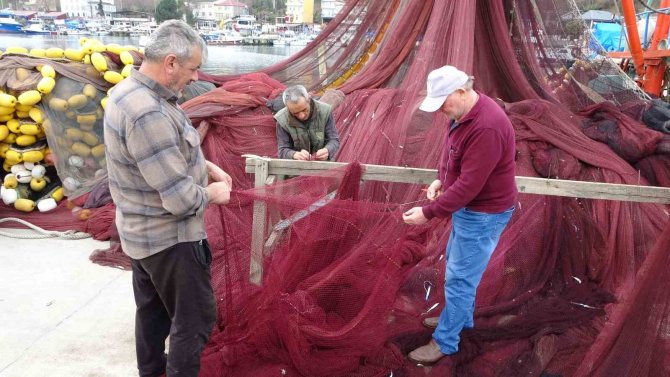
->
xmin=0 ymin=217 xmax=91 ymax=239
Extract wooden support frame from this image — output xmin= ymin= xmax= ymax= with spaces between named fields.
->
xmin=249 ymin=158 xmax=269 ymax=285
xmin=245 ymin=155 xmax=670 ymax=283
xmin=244 ymin=158 xmax=436 ymax=184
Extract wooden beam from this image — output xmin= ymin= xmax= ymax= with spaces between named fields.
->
xmin=243 ymin=156 xmax=670 ymax=204
xmin=263 ymin=191 xmax=337 ymax=254
xmin=245 ymin=158 xmax=436 ymax=184
xmin=516 ymin=176 xmax=670 ymax=204
xmin=249 ymin=158 xmax=269 ymax=286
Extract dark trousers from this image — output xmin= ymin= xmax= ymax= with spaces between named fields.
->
xmin=130 ymin=240 xmax=217 ymax=377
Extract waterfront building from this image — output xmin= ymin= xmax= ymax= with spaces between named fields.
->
xmin=321 ymin=0 xmax=345 ymax=23
xmin=285 ymin=0 xmax=314 ymax=24
xmin=193 ymin=0 xmax=248 ymax=26
xmin=194 ymin=16 xmax=219 ymax=31
xmin=60 ymin=0 xmax=116 ymax=19
xmin=15 ymin=0 xmax=60 ymax=12
xmin=109 ymin=10 xmax=152 ymax=34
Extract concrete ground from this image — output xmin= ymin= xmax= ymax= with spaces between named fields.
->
xmin=0 ymin=229 xmax=136 ymax=377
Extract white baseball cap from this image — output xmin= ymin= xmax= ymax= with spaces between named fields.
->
xmin=419 ymin=65 xmax=470 ymax=112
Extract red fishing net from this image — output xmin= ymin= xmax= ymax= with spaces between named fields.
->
xmin=3 ymin=0 xmax=670 ymax=376
xmin=191 ymin=1 xmax=669 ymax=375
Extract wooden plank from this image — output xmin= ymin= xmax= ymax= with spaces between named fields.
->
xmin=244 ymin=157 xmax=670 ymax=204
xmin=249 ymin=159 xmax=269 ymax=285
xmin=264 ymin=191 xmax=338 ymax=254
xmin=245 ymin=158 xmax=436 ymax=184
xmin=516 ymin=177 xmax=670 ymax=204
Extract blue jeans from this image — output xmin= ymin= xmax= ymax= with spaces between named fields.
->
xmin=433 ymin=206 xmax=514 ymax=354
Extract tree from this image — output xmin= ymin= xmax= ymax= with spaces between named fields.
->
xmin=155 ymin=0 xmax=182 ymax=23
xmin=276 ymin=0 xmax=286 ymax=13
xmin=313 ymin=0 xmax=321 ymax=23
xmin=97 ymin=0 xmax=104 ymax=17
xmin=178 ymin=0 xmax=195 ymax=26
xmin=184 ymin=6 xmax=195 ymax=26
xmin=123 ymin=0 xmax=155 ymax=14
xmin=250 ymin=0 xmax=287 ymax=24
xmin=565 ymin=18 xmax=586 ymax=40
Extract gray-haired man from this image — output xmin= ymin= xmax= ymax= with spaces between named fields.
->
xmin=275 ymin=85 xmax=340 ymax=161
xmin=104 ymin=20 xmax=231 ymax=377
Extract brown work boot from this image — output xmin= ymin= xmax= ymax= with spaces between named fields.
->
xmin=422 ymin=316 xmax=439 ymax=329
xmin=407 ymin=339 xmax=446 ymax=366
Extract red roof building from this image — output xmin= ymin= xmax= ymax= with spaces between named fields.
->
xmin=213 ymin=1 xmax=248 ymax=8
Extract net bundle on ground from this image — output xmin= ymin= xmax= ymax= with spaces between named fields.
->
xmin=0 ymin=53 xmax=130 ymax=240
xmin=14 ymin=0 xmax=670 ymax=376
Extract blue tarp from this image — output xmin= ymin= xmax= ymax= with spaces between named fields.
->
xmin=592 ymin=22 xmax=625 ymax=52
xmin=64 ymin=19 xmax=85 ymax=29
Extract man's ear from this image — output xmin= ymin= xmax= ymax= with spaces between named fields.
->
xmin=164 ymin=54 xmax=178 ymax=72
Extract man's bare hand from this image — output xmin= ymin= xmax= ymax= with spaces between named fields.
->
xmin=314 ymin=148 xmax=329 ymax=161
xmin=206 ymin=181 xmax=231 ymax=205
xmin=293 ymin=150 xmax=311 ymax=161
xmin=426 ymin=179 xmax=443 ymax=201
xmin=206 ymin=160 xmax=232 ymax=188
xmin=402 ymin=207 xmax=429 ymax=225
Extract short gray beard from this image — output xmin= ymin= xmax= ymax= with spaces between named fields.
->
xmin=167 ymin=79 xmax=183 ymax=97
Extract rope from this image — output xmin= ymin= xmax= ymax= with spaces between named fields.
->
xmin=0 ymin=217 xmax=91 ymax=240
xmin=636 ymin=0 xmax=670 ymax=15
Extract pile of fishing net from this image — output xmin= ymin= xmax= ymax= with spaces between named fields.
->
xmin=0 ymin=39 xmax=143 ymax=233
xmin=192 ymin=1 xmax=669 ymax=375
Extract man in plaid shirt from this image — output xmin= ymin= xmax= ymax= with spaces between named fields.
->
xmin=104 ymin=20 xmax=231 ymax=377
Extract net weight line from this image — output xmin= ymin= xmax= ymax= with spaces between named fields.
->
xmin=0 ymin=217 xmax=91 ymax=240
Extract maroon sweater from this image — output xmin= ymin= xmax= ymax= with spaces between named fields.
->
xmin=422 ymin=93 xmax=517 ymax=219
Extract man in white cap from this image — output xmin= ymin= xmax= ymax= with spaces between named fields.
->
xmin=402 ymin=65 xmax=518 ymax=366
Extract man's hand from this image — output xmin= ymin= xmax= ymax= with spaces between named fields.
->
xmin=426 ymin=179 xmax=443 ymax=201
xmin=206 ymin=160 xmax=232 ymax=188
xmin=314 ymin=148 xmax=329 ymax=161
xmin=206 ymin=181 xmax=231 ymax=205
xmin=403 ymin=207 xmax=429 ymax=225
xmin=293 ymin=150 xmax=311 ymax=161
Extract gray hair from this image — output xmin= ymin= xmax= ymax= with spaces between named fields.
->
xmin=282 ymin=85 xmax=310 ymax=105
xmin=144 ymin=20 xmax=207 ymax=64
xmin=463 ymin=77 xmax=474 ymax=91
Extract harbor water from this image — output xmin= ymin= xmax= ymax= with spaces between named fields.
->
xmin=0 ymin=34 xmax=304 ymax=75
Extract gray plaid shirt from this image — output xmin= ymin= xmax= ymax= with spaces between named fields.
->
xmin=104 ymin=69 xmax=209 ymax=259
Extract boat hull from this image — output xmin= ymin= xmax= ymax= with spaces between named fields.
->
xmin=23 ymin=30 xmax=55 ymax=35
xmin=0 ymin=24 xmax=23 ymax=33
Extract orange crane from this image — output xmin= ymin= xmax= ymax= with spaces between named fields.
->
xmin=608 ymin=0 xmax=670 ymax=96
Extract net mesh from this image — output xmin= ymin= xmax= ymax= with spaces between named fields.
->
xmin=192 ymin=1 xmax=669 ymax=375
xmin=3 ymin=0 xmax=670 ymax=376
